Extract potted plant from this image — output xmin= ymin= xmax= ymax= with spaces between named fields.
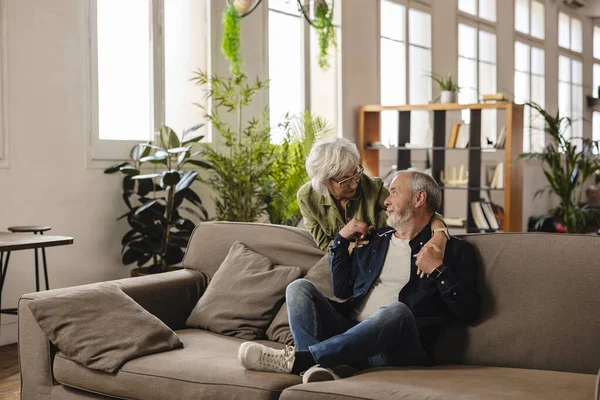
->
xmin=519 ymin=101 xmax=600 ymax=233
xmin=104 ymin=125 xmax=211 ymax=274
xmin=312 ymin=0 xmax=337 ymax=70
xmin=427 ymin=72 xmax=460 ymax=103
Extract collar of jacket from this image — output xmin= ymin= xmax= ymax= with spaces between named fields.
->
xmin=373 ymin=219 xmax=435 ymax=251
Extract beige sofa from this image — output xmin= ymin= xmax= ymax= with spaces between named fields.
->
xmin=18 ymin=222 xmax=600 ymax=400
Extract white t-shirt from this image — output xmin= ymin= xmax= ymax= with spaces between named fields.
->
xmin=352 ymin=235 xmax=412 ymax=321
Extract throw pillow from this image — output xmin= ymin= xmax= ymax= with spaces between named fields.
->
xmin=266 ymin=254 xmax=345 ymax=344
xmin=28 ymin=284 xmax=183 ymax=373
xmin=186 ymin=241 xmax=303 ymax=340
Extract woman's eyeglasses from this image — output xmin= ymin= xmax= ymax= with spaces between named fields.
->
xmin=331 ymin=166 xmax=364 ymax=189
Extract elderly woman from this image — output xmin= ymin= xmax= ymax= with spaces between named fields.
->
xmin=297 ymin=137 xmax=448 ymax=251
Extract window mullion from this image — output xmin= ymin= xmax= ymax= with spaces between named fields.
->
xmin=302 ymin=0 xmax=310 ymax=111
xmin=404 ymin=12 xmax=409 ymax=104
xmin=152 ymin=0 xmax=165 ymax=134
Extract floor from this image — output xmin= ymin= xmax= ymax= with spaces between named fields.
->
xmin=0 ymin=344 xmax=19 ymax=400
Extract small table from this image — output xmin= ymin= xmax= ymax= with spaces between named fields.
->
xmin=0 ymin=232 xmax=73 ymax=315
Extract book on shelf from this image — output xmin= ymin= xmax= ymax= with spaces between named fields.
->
xmin=482 ymin=93 xmax=507 ymax=102
xmin=470 ymin=201 xmax=490 ymax=230
xmin=444 ymin=217 xmax=465 ymax=228
xmin=470 ymin=199 xmax=504 ymax=231
xmin=448 ymin=123 xmax=461 ymax=148
xmin=488 ymin=162 xmax=504 ymax=189
xmin=495 ymin=126 xmax=507 ymax=149
xmin=455 ymin=124 xmax=470 ymax=148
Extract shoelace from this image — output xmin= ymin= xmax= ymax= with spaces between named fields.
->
xmin=259 ymin=346 xmax=295 ymax=371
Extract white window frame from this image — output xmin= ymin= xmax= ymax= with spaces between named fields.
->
xmin=0 ymin=0 xmax=8 ymax=169
xmin=85 ymin=0 xmax=209 ymax=167
xmin=593 ymin=23 xmax=600 ymax=153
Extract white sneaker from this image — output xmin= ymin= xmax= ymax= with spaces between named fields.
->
xmin=238 ymin=342 xmax=295 ymax=374
xmin=301 ymin=365 xmax=340 ymax=384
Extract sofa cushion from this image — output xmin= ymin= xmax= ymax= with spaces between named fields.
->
xmin=53 ymin=329 xmax=302 ymax=400
xmin=28 ymin=283 xmax=182 ymax=373
xmin=435 ymin=233 xmax=600 ymax=375
xmin=182 ymin=222 xmax=325 ymax=277
xmin=267 ymin=255 xmax=345 ymax=345
xmin=186 ymin=241 xmax=303 ymax=340
xmin=280 ymin=365 xmax=596 ymax=400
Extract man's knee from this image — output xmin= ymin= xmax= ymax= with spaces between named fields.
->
xmin=373 ymin=302 xmax=414 ymax=326
xmin=286 ymin=279 xmax=318 ymax=303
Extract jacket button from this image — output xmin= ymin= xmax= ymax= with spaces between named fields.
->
xmin=441 ymin=281 xmax=445 ymax=285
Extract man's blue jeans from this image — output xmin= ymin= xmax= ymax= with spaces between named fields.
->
xmin=286 ymin=279 xmax=431 ymax=369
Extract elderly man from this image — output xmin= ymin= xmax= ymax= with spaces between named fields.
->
xmin=238 ymin=170 xmax=479 ymax=383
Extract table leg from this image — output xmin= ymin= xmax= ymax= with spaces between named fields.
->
xmin=34 ymin=248 xmax=40 ymax=292
xmin=1 ymin=251 xmax=11 ymax=316
xmin=42 ymin=248 xmax=49 ymax=290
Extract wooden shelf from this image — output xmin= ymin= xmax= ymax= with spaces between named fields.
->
xmin=357 ymin=102 xmax=524 ymax=232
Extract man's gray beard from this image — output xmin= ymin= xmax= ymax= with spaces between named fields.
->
xmin=386 ymin=209 xmax=412 ymax=229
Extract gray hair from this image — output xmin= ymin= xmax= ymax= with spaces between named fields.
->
xmin=305 ymin=137 xmax=360 ymax=196
xmin=393 ymin=170 xmax=442 ymax=213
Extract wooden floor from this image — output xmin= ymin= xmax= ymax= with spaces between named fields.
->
xmin=0 ymin=344 xmax=20 ymax=400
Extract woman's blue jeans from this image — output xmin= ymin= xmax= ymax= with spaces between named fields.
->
xmin=286 ymin=279 xmax=431 ymax=369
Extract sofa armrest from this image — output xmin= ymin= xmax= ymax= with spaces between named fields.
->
xmin=18 ymin=268 xmax=208 ymax=400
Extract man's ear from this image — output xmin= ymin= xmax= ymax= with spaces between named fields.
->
xmin=413 ymin=190 xmax=427 ymax=209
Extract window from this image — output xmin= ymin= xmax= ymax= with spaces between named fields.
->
xmin=593 ymin=26 xmax=600 ymax=153
xmin=515 ymin=0 xmax=544 ymax=40
xmin=0 ymin=0 xmax=6 ymax=168
xmin=268 ymin=0 xmax=342 ymax=143
xmin=558 ymin=12 xmax=582 ymax=53
xmin=90 ymin=0 xmax=209 ymax=161
xmin=458 ymin=0 xmax=496 ymax=22
xmin=458 ymin=22 xmax=497 ymax=144
xmin=380 ymin=1 xmax=432 ymax=147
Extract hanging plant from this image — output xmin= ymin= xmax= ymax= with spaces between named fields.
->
xmin=222 ymin=1 xmax=244 ymax=77
xmin=313 ymin=0 xmax=337 ymax=70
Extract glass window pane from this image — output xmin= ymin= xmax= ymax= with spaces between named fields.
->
xmin=572 ymin=85 xmax=583 ymax=115
xmin=479 ymin=30 xmax=496 ymax=63
xmin=530 ymin=107 xmax=545 ymax=153
xmin=410 ymin=111 xmax=430 ymax=147
xmin=514 ymin=71 xmax=530 ymax=104
xmin=593 ymin=112 xmax=600 ymax=153
xmin=269 ymin=0 xmax=297 ymax=14
xmin=558 ymin=55 xmax=571 ymax=82
xmin=572 ymin=59 xmax=582 ymax=85
xmin=479 ymin=62 xmax=496 ymax=96
xmin=571 ymin=18 xmax=582 ymax=53
xmin=594 ymin=26 xmax=600 ymax=60
xmin=531 ymin=46 xmax=544 ymax=75
xmin=531 ymin=75 xmax=545 ymax=107
xmin=458 ymin=0 xmax=477 ymax=15
xmin=558 ymin=12 xmax=570 ymax=49
xmin=409 ymin=46 xmax=431 ymax=104
xmin=515 ymin=41 xmax=530 ymax=72
xmin=593 ymin=64 xmax=600 ymax=98
xmin=515 ymin=0 xmax=529 ymax=34
xmin=408 ymin=9 xmax=431 ymax=48
xmin=458 ymin=24 xmax=477 ymax=59
xmin=268 ymin=11 xmax=303 ymax=143
xmin=165 ymin=0 xmax=207 ymax=137
xmin=311 ymin=28 xmax=341 ymax=133
xmin=481 ymin=109 xmax=497 ymax=147
xmin=458 ymin=57 xmax=478 ymax=104
xmin=381 ymin=111 xmax=399 ymax=147
xmin=558 ymin=82 xmax=571 ymax=118
xmin=479 ymin=0 xmax=496 ymax=22
xmin=381 ymin=0 xmax=405 ymax=42
xmin=531 ymin=1 xmax=545 ymax=39
xmin=97 ymin=0 xmax=151 ymax=141
xmin=381 ymin=39 xmax=406 ymax=106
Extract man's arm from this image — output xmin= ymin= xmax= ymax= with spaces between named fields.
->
xmin=298 ymin=194 xmax=333 ymax=251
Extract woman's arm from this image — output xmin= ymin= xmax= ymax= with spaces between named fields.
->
xmin=427 ymin=213 xmax=449 ymax=257
xmin=298 ymin=193 xmax=333 ymax=251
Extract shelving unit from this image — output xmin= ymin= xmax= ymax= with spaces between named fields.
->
xmin=357 ymin=102 xmax=524 ymax=232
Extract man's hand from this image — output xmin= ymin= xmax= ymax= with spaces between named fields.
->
xmin=339 ymin=219 xmax=373 ymax=246
xmin=414 ymin=243 xmax=443 ymax=278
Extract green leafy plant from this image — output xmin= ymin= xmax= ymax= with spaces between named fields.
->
xmin=519 ymin=101 xmax=600 ymax=233
xmin=222 ymin=2 xmax=244 ymax=77
xmin=267 ymin=111 xmax=333 ymax=225
xmin=192 ymin=70 xmax=280 ymax=222
xmin=104 ymin=125 xmax=211 ymax=273
xmin=313 ymin=0 xmax=337 ymax=70
xmin=426 ymin=72 xmax=461 ymax=92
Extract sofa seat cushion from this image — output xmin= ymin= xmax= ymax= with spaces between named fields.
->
xmin=280 ymin=365 xmax=596 ymax=400
xmin=53 ymin=329 xmax=301 ymax=400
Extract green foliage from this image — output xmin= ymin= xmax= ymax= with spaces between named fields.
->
xmin=192 ymin=70 xmax=280 ymax=222
xmin=267 ymin=111 xmax=333 ymax=225
xmin=313 ymin=0 xmax=337 ymax=70
xmin=222 ymin=2 xmax=244 ymax=77
xmin=104 ymin=125 xmax=211 ymax=273
xmin=519 ymin=101 xmax=600 ymax=233
xmin=426 ymin=72 xmax=461 ymax=92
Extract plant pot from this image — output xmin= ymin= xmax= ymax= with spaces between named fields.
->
xmin=130 ymin=266 xmax=184 ymax=277
xmin=232 ymin=0 xmax=251 ymax=14
xmin=440 ymin=91 xmax=457 ymax=104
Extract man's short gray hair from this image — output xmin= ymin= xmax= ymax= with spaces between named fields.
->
xmin=305 ymin=137 xmax=360 ymax=196
xmin=393 ymin=170 xmax=442 ymax=213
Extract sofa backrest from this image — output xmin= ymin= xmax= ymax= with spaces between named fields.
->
xmin=182 ymin=221 xmax=325 ymax=277
xmin=434 ymin=232 xmax=600 ymax=375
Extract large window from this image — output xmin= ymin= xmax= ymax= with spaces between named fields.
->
xmin=0 ymin=0 xmax=6 ymax=168
xmin=380 ymin=0 xmax=432 ymax=147
xmin=593 ymin=26 xmax=600 ymax=153
xmin=557 ymin=12 xmax=583 ymax=144
xmin=268 ymin=0 xmax=341 ymax=143
xmin=513 ymin=0 xmax=545 ymax=152
xmin=458 ymin=0 xmax=496 ymax=22
xmin=91 ymin=0 xmax=208 ymax=161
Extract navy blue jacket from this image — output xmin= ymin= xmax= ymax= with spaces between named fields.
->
xmin=329 ymin=224 xmax=479 ymax=354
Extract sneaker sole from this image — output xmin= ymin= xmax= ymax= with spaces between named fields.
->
xmin=302 ymin=370 xmax=337 ymax=384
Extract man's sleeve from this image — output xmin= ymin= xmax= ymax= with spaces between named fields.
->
xmin=329 ymin=234 xmax=354 ymax=299
xmin=431 ymin=240 xmax=478 ymax=324
xmin=298 ymin=193 xmax=333 ymax=251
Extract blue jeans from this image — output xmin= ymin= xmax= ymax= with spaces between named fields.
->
xmin=286 ymin=279 xmax=431 ymax=369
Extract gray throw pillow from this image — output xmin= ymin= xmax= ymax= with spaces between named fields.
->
xmin=28 ymin=284 xmax=182 ymax=373
xmin=186 ymin=241 xmax=303 ymax=340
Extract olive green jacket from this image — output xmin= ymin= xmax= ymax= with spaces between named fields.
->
xmin=297 ymin=175 xmax=389 ymax=251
